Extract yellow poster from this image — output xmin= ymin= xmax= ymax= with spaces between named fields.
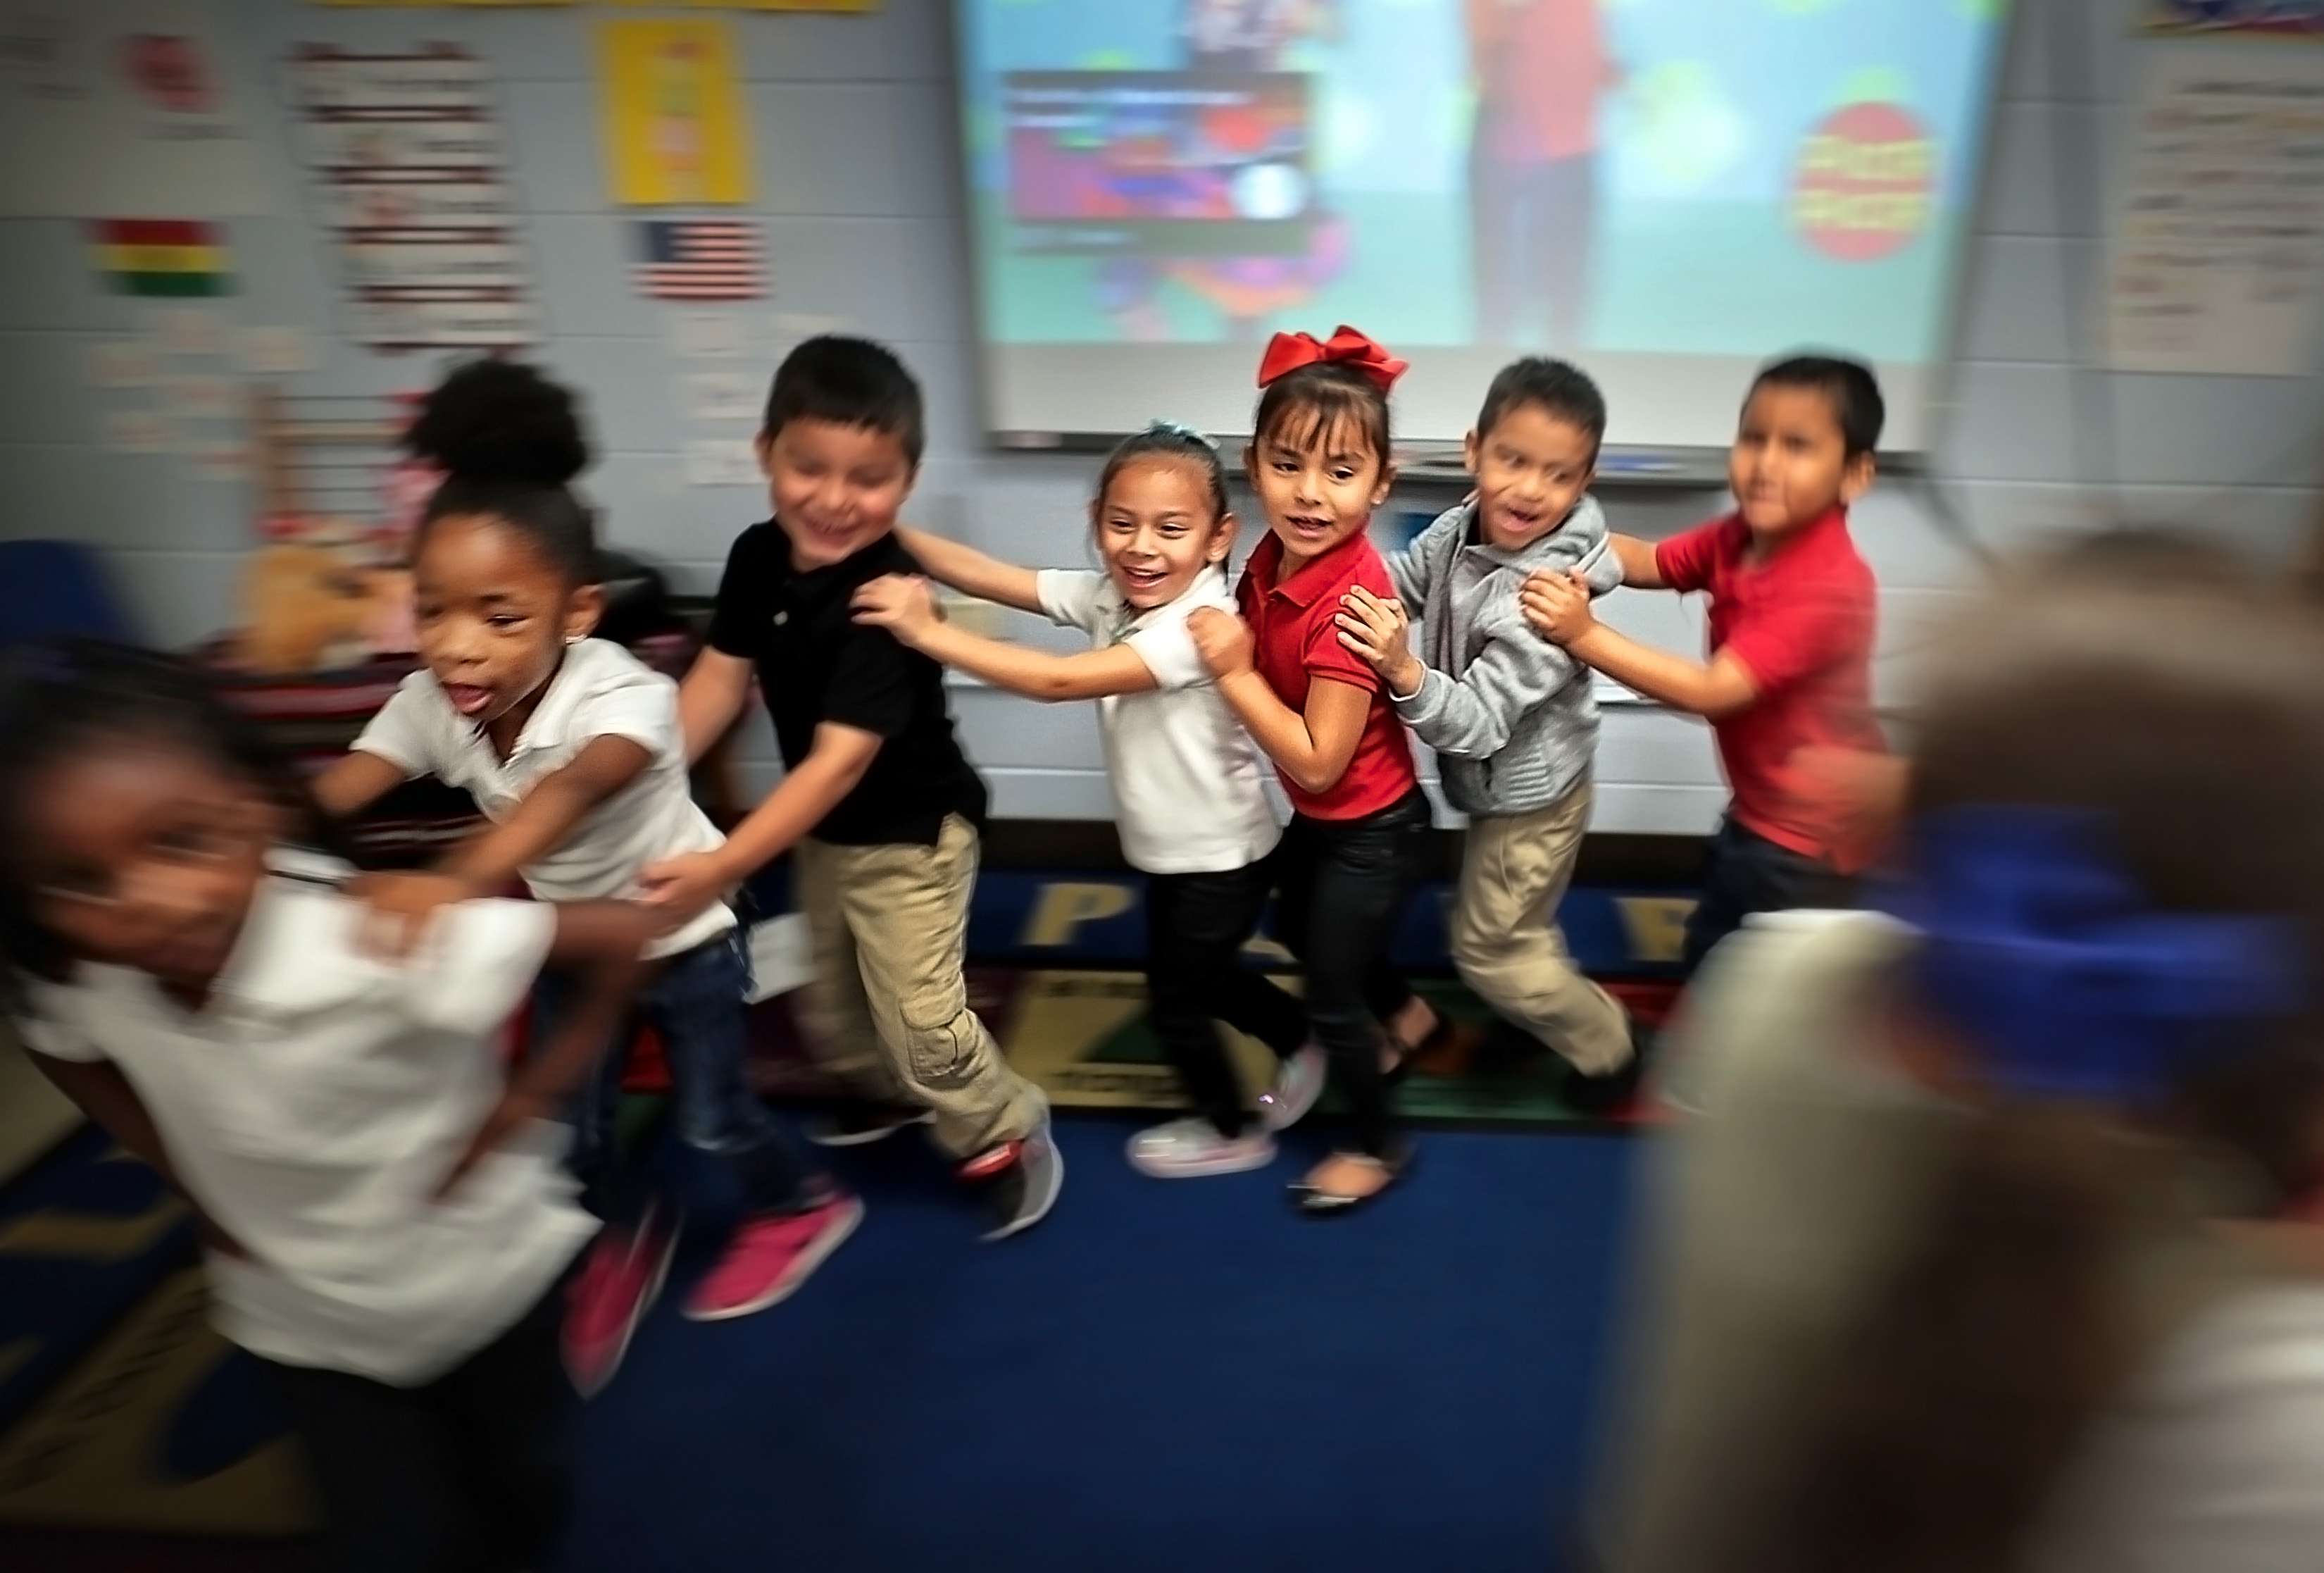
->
xmin=596 ymin=20 xmax=753 ymax=205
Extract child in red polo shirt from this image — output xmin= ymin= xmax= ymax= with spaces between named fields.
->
xmin=1521 ymin=354 xmax=1887 ymax=978
xmin=1187 ymin=326 xmax=1443 ymax=1214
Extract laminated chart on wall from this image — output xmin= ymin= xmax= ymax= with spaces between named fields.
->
xmin=285 ymin=44 xmax=536 ymax=350
xmin=0 ymin=0 xmax=270 ymax=216
xmin=2104 ymin=49 xmax=2324 ymax=376
xmin=596 ymin=19 xmax=753 ymax=206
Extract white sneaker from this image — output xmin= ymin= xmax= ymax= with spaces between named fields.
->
xmin=1125 ymin=1118 xmax=1277 ymax=1179
xmin=1257 ymin=1043 xmax=1327 ymax=1133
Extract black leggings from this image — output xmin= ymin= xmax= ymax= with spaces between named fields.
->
xmin=1273 ymin=791 xmax=1435 ymax=1157
xmin=1146 ymin=857 xmax=1311 ymax=1138
xmin=261 ymin=1280 xmax=571 ymax=1573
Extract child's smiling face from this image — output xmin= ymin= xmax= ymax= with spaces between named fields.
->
xmin=760 ymin=416 xmax=918 ymax=572
xmin=1093 ymin=456 xmax=1235 ymax=612
xmin=1244 ymin=412 xmax=1393 ymax=573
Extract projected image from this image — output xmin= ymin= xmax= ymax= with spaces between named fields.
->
xmin=956 ymin=0 xmax=2012 ymax=363
xmin=1006 ymin=73 xmax=1316 ymax=251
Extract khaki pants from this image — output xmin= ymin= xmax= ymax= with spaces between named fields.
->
xmin=791 ymin=816 xmax=1047 ymax=1158
xmin=1449 ymin=782 xmax=1632 ymax=1076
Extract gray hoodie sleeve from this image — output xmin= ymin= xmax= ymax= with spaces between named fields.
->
xmin=1397 ymin=593 xmax=1580 ymax=761
xmin=1384 ymin=504 xmax=1469 ymax=608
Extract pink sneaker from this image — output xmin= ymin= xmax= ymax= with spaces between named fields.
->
xmin=682 ymin=1192 xmax=864 ymax=1322
xmin=563 ymin=1202 xmax=679 ymax=1399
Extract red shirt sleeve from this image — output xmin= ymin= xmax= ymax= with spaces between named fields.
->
xmin=1654 ymin=518 xmax=1729 ymax=594
xmin=1721 ymin=569 xmax=1875 ymax=697
xmin=1302 ymin=609 xmax=1380 ymax=692
xmin=1302 ymin=554 xmax=1389 ymax=692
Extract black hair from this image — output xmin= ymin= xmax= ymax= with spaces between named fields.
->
xmin=1475 ymin=357 xmax=1607 ymax=456
xmin=0 ymin=641 xmax=344 ymax=1009
xmin=1749 ymin=353 xmax=1885 ymax=460
xmin=761 ymin=335 xmax=925 ymax=468
xmin=1095 ymin=421 xmax=1230 ymax=523
xmin=1251 ymin=363 xmax=1392 ymax=470
xmin=408 ymin=358 xmax=599 ymax=586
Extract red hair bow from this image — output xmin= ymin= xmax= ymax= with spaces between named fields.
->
xmin=1256 ymin=325 xmax=1408 ymax=394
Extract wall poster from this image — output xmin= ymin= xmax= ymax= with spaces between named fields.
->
xmin=596 ymin=19 xmax=753 ymax=206
xmin=287 ymin=44 xmax=537 ymax=349
xmin=2104 ymin=49 xmax=2324 ymax=375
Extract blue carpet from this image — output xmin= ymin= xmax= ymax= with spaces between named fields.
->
xmin=570 ymin=1115 xmax=1638 ymax=1573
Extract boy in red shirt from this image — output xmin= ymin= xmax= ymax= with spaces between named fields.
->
xmin=1520 ymin=355 xmax=1887 ymax=976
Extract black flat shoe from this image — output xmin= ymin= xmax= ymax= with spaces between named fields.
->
xmin=1384 ymin=1014 xmax=1481 ymax=1087
xmin=1563 ymin=1020 xmax=1656 ymax=1119
xmin=1288 ymin=1144 xmax=1416 ymax=1217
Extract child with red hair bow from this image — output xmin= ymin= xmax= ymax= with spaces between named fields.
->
xmin=1187 ymin=325 xmax=1442 ymax=1213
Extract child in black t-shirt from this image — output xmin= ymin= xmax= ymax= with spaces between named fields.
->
xmin=647 ymin=337 xmax=1059 ymax=1241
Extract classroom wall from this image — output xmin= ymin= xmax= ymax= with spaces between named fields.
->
xmin=0 ymin=0 xmax=2316 ymax=835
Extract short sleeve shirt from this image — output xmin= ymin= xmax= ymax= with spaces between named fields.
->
xmin=1236 ymin=530 xmax=1419 ymax=821
xmin=1656 ymin=509 xmax=1885 ymax=866
xmin=1036 ymin=566 xmax=1279 ymax=874
xmin=351 ymin=638 xmax=731 ymax=958
xmin=23 ymin=854 xmax=593 ymax=1386
xmin=705 ymin=523 xmax=987 ymax=847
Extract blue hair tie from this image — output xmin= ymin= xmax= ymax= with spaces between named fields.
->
xmin=1878 ymin=807 xmax=2306 ymax=1103
xmin=1142 ymin=418 xmax=1218 ymax=450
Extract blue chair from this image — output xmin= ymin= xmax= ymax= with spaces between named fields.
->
xmin=0 ymin=540 xmax=139 ymax=648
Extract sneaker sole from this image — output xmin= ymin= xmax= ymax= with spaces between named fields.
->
xmin=682 ymin=1195 xmax=866 ymax=1322
xmin=1127 ymin=1138 xmax=1277 ymax=1179
xmin=808 ymin=1112 xmax=933 ymax=1148
xmin=566 ymin=1216 xmax=680 ymax=1399
xmin=981 ymin=1136 xmax=1064 ymax=1242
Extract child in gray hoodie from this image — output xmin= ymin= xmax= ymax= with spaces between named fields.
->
xmin=1335 ymin=358 xmax=1639 ymax=1108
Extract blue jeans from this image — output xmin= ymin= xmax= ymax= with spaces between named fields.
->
xmin=535 ymin=926 xmax=818 ymax=1220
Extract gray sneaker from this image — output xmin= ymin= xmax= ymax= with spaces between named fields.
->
xmin=1257 ymin=1043 xmax=1327 ymax=1133
xmin=970 ymin=1119 xmax=1065 ymax=1242
xmin=1126 ymin=1117 xmax=1277 ymax=1179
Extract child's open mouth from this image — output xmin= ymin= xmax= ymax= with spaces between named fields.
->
xmin=1119 ymin=566 xmax=1169 ymax=592
xmin=1285 ymin=513 xmax=1333 ymax=539
xmin=444 ymin=683 xmax=493 ymax=716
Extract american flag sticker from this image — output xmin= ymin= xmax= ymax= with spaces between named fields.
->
xmin=633 ymin=218 xmax=766 ymax=301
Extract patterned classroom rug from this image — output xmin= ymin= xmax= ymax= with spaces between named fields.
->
xmin=0 ymin=1129 xmax=315 ymax=1567
xmin=738 ymin=964 xmax=1679 ymax=1127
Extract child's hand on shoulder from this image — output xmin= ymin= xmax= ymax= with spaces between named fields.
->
xmin=1335 ymin=586 xmax=1423 ymax=695
xmin=850 ymin=574 xmax=942 ymax=642
xmin=1185 ymin=606 xmax=1255 ymax=679
xmin=345 ymin=870 xmax=479 ymax=959
xmin=1520 ymin=568 xmax=1597 ymax=646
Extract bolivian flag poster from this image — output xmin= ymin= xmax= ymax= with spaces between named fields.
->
xmin=89 ymin=220 xmax=234 ymax=297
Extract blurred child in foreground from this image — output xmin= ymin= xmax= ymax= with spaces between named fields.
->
xmin=1591 ymin=547 xmax=2324 ymax=1573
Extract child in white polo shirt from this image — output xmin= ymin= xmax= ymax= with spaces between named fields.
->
xmin=852 ymin=421 xmax=1324 ymax=1178
xmin=316 ymin=360 xmax=851 ymax=1395
xmin=2 ymin=642 xmax=656 ymax=1573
